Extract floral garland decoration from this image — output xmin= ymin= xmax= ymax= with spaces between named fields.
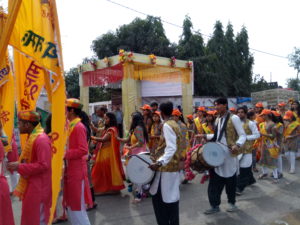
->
xmin=118 ymin=49 xmax=126 ymax=63
xmin=170 ymin=56 xmax=176 ymax=67
xmin=118 ymin=49 xmax=134 ymax=64
xmin=186 ymin=61 xmax=193 ymax=69
xmin=127 ymin=51 xmax=134 ymax=63
xmin=149 ymin=54 xmax=157 ymax=65
xmin=103 ymin=57 xmax=111 ymax=67
xmin=184 ymin=145 xmax=198 ymax=181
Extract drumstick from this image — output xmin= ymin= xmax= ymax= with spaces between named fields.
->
xmin=129 ymin=154 xmax=151 ymax=166
xmin=216 ymin=142 xmax=239 ymax=154
xmin=216 ymin=141 xmax=230 ymax=149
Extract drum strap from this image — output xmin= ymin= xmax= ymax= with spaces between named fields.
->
xmin=130 ymin=154 xmax=151 ymax=165
xmin=211 ymin=113 xmax=230 ymax=142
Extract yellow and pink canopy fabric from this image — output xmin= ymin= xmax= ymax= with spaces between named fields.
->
xmin=82 ymin=62 xmax=192 ymax=87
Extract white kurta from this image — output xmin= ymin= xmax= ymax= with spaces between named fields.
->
xmin=239 ymin=120 xmax=260 ymax=168
xmin=207 ymin=113 xmax=246 ymax=178
xmin=150 ymin=123 xmax=181 ymax=203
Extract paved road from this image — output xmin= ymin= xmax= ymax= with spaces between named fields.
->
xmin=11 ymin=158 xmax=300 ymax=225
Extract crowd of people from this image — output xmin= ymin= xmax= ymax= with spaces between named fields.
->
xmin=1 ymin=97 xmax=300 ymax=225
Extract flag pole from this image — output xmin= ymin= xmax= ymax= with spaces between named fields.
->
xmin=0 ymin=0 xmax=22 ymax=61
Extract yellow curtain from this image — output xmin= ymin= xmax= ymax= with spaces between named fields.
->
xmin=130 ymin=63 xmax=191 ymax=84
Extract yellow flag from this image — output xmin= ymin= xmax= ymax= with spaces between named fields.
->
xmin=0 ymin=55 xmax=10 ymax=87
xmin=14 ymin=50 xmax=46 ymax=152
xmin=0 ymin=59 xmax=15 ymax=153
xmin=46 ymin=74 xmax=67 ymax=223
xmin=9 ymin=0 xmax=61 ymax=89
xmin=0 ymin=12 xmax=10 ymax=87
xmin=14 ymin=50 xmax=45 ymax=111
xmin=9 ymin=1 xmax=66 ymax=223
xmin=0 ymin=10 xmax=14 ymax=152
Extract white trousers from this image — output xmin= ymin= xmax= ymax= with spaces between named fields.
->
xmin=277 ymin=154 xmax=283 ymax=173
xmin=9 ymin=171 xmax=19 ymax=192
xmin=262 ymin=167 xmax=278 ymax=179
xmin=67 ymin=181 xmax=91 ymax=225
xmin=285 ymin=151 xmax=296 ymax=172
xmin=40 ymin=204 xmax=46 ymax=225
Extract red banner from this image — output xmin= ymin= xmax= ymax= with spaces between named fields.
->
xmin=82 ymin=63 xmax=123 ymax=87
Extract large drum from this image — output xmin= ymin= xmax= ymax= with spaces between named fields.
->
xmin=126 ymin=153 xmax=154 ymax=185
xmin=190 ymin=142 xmax=225 ymax=173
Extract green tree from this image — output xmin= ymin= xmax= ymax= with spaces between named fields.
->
xmin=235 ymin=26 xmax=254 ymax=96
xmin=177 ymin=16 xmax=204 ymax=58
xmin=288 ymin=47 xmax=300 ymax=80
xmin=206 ymin=21 xmax=228 ymax=96
xmin=65 ymin=67 xmax=111 ymax=102
xmin=286 ymin=78 xmax=300 ymax=92
xmin=91 ymin=32 xmax=120 ymax=59
xmin=89 ymin=17 xmax=255 ymax=97
xmin=65 ymin=67 xmax=80 ymax=98
xmin=89 ymin=87 xmax=111 ymax=103
xmin=177 ymin=16 xmax=205 ymax=96
xmin=91 ymin=16 xmax=176 ymax=59
xmin=250 ymin=74 xmax=270 ymax=92
xmin=224 ymin=23 xmax=238 ymax=96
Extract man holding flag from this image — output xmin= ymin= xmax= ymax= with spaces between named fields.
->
xmin=64 ymin=98 xmax=92 ymax=225
xmin=7 ymin=111 xmax=52 ymax=225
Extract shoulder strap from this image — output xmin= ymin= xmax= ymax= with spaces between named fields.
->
xmin=218 ymin=113 xmax=231 ymax=141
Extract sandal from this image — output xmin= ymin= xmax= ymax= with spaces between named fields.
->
xmin=258 ymin=173 xmax=268 ymax=179
xmin=272 ymin=179 xmax=279 ymax=184
xmin=52 ymin=218 xmax=68 ymax=224
xmin=131 ymin=198 xmax=142 ymax=204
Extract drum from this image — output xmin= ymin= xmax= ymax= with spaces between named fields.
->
xmin=126 ymin=153 xmax=154 ymax=185
xmin=190 ymin=142 xmax=225 ymax=173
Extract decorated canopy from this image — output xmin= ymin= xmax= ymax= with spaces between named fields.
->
xmin=79 ymin=51 xmax=194 ymax=132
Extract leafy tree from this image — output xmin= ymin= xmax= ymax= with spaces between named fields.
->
xmin=177 ymin=16 xmax=205 ymax=96
xmin=91 ymin=32 xmax=120 ymax=59
xmin=286 ymin=78 xmax=300 ymax=92
xmin=91 ymin=16 xmax=176 ymax=59
xmin=206 ymin=21 xmax=228 ymax=96
xmin=224 ymin=23 xmax=239 ymax=96
xmin=250 ymin=74 xmax=270 ymax=92
xmin=65 ymin=67 xmax=80 ymax=98
xmin=288 ymin=47 xmax=300 ymax=79
xmin=90 ymin=17 xmax=255 ymax=97
xmin=235 ymin=26 xmax=254 ymax=96
xmin=89 ymin=87 xmax=111 ymax=103
xmin=65 ymin=67 xmax=111 ymax=102
xmin=177 ymin=16 xmax=204 ymax=58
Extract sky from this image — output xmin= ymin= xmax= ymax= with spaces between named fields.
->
xmin=56 ymin=0 xmax=299 ymax=87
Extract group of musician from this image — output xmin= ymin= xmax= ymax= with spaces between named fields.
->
xmin=1 ymin=97 xmax=300 ymax=225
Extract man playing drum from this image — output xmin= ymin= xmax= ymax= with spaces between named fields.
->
xmin=236 ymin=107 xmax=260 ymax=195
xmin=202 ymin=97 xmax=246 ymax=214
xmin=149 ymin=102 xmax=182 ymax=225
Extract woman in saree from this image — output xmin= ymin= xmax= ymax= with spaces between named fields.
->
xmin=282 ymin=111 xmax=300 ymax=174
xmin=257 ymin=109 xmax=279 ymax=183
xmin=201 ymin=110 xmax=216 ymax=135
xmin=149 ymin=111 xmax=162 ymax=154
xmin=118 ymin=111 xmax=149 ymax=203
xmin=91 ymin=112 xmax=125 ymax=195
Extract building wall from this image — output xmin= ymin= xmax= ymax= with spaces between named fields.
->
xmin=251 ymin=89 xmax=299 ymax=108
